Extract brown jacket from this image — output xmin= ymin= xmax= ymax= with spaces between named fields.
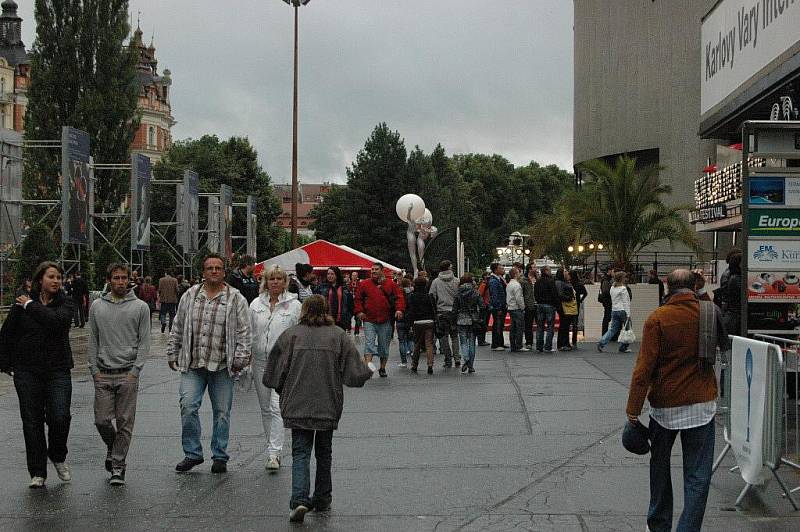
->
xmin=626 ymin=292 xmax=718 ymax=417
xmin=158 ymin=275 xmax=179 ymax=304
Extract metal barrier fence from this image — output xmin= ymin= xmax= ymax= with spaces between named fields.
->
xmin=714 ymin=334 xmax=800 ymax=507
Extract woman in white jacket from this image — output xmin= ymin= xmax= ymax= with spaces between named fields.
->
xmin=596 ymin=271 xmax=632 ymax=353
xmin=250 ymin=265 xmax=302 ymax=471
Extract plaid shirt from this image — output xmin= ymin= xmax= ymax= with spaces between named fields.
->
xmin=189 ymin=286 xmax=228 ymax=371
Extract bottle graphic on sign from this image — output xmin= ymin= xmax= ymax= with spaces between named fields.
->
xmin=745 ymin=347 xmax=753 ymax=443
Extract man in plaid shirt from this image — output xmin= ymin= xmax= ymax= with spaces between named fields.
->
xmin=167 ymin=253 xmax=251 ymax=474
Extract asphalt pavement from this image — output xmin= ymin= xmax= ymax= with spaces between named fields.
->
xmin=0 ymin=323 xmax=798 ymax=531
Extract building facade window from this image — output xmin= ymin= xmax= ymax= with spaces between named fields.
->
xmin=148 ymin=126 xmax=155 ymax=148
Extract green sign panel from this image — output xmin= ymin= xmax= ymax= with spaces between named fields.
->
xmin=749 ymin=208 xmax=800 ymax=236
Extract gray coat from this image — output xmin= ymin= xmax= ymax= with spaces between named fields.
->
xmin=263 ymin=323 xmax=372 ymax=431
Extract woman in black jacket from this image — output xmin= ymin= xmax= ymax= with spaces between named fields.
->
xmin=570 ymin=273 xmax=588 ymax=349
xmin=0 ymin=261 xmax=75 ymax=488
xmin=406 ymin=276 xmax=437 ymax=374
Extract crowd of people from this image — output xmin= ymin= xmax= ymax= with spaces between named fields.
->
xmin=0 ymin=249 xmax=744 ymax=525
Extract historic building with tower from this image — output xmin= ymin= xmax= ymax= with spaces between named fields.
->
xmin=0 ymin=0 xmax=30 ymax=133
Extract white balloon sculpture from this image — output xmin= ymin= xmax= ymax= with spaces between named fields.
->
xmin=396 ymin=195 xmax=438 ymax=276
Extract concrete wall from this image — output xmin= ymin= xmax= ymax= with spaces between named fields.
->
xmin=582 ymin=284 xmax=660 ymax=341
xmin=573 ymin=0 xmax=729 ymax=251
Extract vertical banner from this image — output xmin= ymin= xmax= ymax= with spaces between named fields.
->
xmin=729 ymin=336 xmax=769 ymax=485
xmin=61 ymin=126 xmax=91 ymax=245
xmin=130 ymin=153 xmax=151 ymax=251
xmin=179 ymin=170 xmax=199 ymax=253
xmin=246 ymin=195 xmax=257 ymax=258
xmin=207 ymin=196 xmax=220 ymax=254
xmin=220 ymin=184 xmax=233 ymax=259
xmin=0 ymin=129 xmax=22 ymax=254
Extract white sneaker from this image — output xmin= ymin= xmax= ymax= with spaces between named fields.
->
xmin=492 ymin=346 xmax=506 ymax=351
xmin=520 ymin=347 xmax=531 ymax=352
xmin=397 ymin=362 xmax=407 ymax=368
xmin=289 ymin=505 xmax=309 ymax=523
xmin=266 ymin=455 xmax=281 ymax=471
xmin=29 ymin=476 xmax=45 ymax=489
xmin=53 ymin=462 xmax=71 ymax=482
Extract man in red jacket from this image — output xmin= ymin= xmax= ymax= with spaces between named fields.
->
xmin=355 ymin=263 xmax=405 ymax=378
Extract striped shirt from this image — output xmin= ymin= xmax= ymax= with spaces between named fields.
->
xmin=650 ymin=400 xmax=716 ymax=430
xmin=189 ymin=286 xmax=228 ymax=371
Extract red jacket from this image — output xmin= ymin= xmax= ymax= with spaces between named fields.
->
xmin=354 ymin=277 xmax=405 ymax=324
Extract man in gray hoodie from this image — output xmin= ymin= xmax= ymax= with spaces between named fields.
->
xmin=429 ymin=260 xmax=461 ymax=367
xmin=88 ymin=263 xmax=151 ymax=486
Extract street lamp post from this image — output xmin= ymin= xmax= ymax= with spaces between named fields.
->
xmin=283 ymin=0 xmax=311 ymax=249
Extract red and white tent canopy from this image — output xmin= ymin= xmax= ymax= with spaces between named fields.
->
xmin=253 ymin=240 xmax=401 ymax=276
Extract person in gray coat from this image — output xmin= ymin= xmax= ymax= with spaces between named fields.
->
xmin=428 ymin=260 xmax=461 ymax=367
xmin=263 ymin=295 xmax=373 ymax=523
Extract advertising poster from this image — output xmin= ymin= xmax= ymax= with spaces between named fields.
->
xmin=179 ymin=170 xmax=199 ymax=253
xmin=0 ymin=130 xmax=22 ymax=253
xmin=246 ymin=195 xmax=257 ymax=258
xmin=130 ymin=153 xmax=151 ymax=251
xmin=747 ymin=271 xmax=800 ymax=301
xmin=748 ymin=208 xmax=800 ymax=237
xmin=220 ymin=184 xmax=233 ymax=259
xmin=747 ymin=302 xmax=800 ymax=333
xmin=748 ymin=240 xmax=800 ymax=270
xmin=729 ymin=337 xmax=769 ymax=485
xmin=749 ymin=177 xmax=785 ymax=205
xmin=61 ymin=126 xmax=91 ymax=245
xmin=207 ymin=196 xmax=219 ymax=254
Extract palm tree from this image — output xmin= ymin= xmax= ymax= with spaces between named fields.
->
xmin=533 ymin=156 xmax=701 ymax=272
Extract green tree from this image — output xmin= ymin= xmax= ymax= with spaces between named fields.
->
xmin=13 ymin=224 xmax=60 ymax=291
xmin=24 ymin=0 xmax=139 ymax=222
xmin=549 ymin=156 xmax=701 ymax=271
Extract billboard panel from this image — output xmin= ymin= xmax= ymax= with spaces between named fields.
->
xmin=220 ymin=184 xmax=233 ymax=259
xmin=130 ymin=153 xmax=151 ymax=251
xmin=246 ymin=195 xmax=257 ymax=258
xmin=207 ymin=196 xmax=219 ymax=254
xmin=61 ymin=126 xmax=91 ymax=245
xmin=179 ymin=170 xmax=199 ymax=253
xmin=0 ymin=130 xmax=22 ymax=254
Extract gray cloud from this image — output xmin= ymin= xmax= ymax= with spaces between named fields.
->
xmin=19 ymin=0 xmax=574 ymax=183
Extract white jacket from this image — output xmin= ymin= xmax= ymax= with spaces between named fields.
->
xmin=250 ymin=290 xmax=302 ymax=361
xmin=506 ymin=279 xmax=525 ymax=311
xmin=610 ymin=285 xmax=631 ymax=315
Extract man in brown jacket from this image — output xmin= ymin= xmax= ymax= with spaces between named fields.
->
xmin=626 ymin=269 xmax=718 ymax=532
xmin=157 ymin=270 xmax=179 ymax=333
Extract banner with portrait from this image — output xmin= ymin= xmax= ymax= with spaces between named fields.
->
xmin=0 ymin=129 xmax=22 ymax=254
xmin=246 ymin=195 xmax=257 ymax=258
xmin=220 ymin=184 xmax=233 ymax=259
xmin=130 ymin=153 xmax=151 ymax=251
xmin=61 ymin=127 xmax=91 ymax=245
xmin=177 ymin=170 xmax=199 ymax=253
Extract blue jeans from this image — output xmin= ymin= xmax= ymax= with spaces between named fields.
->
xmin=159 ymin=302 xmax=177 ymax=331
xmin=508 ymin=310 xmax=524 ymax=350
xmin=291 ymin=429 xmax=333 ymax=510
xmin=457 ymin=325 xmax=476 ymax=367
xmin=396 ymin=322 xmax=413 ymax=363
xmin=598 ymin=310 xmax=629 ymax=351
xmin=647 ymin=418 xmax=715 ymax=532
xmin=179 ymin=367 xmax=234 ymax=462
xmin=364 ymin=321 xmax=392 ymax=360
xmin=13 ymin=369 xmax=72 ymax=478
xmin=491 ymin=308 xmax=507 ymax=348
xmin=535 ymin=304 xmax=556 ymax=351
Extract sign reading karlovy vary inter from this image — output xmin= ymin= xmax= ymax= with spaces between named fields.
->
xmin=701 ymin=0 xmax=800 ymax=115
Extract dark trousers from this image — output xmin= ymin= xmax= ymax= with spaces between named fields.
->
xmin=159 ymin=302 xmax=177 ymax=332
xmin=291 ymin=429 xmax=333 ymax=510
xmin=491 ymin=309 xmax=507 ymax=348
xmin=524 ymin=308 xmax=536 ymax=347
xmin=73 ymin=299 xmax=86 ymax=327
xmin=13 ymin=369 xmax=72 ymax=478
xmin=556 ymin=310 xmax=573 ymax=349
xmin=647 ymin=418 xmax=715 ymax=532
xmin=570 ymin=304 xmax=581 ymax=346
xmin=479 ymin=308 xmax=491 ymax=344
xmin=601 ymin=304 xmax=611 ymax=335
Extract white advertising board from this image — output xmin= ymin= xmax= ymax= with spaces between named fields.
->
xmin=748 ymin=239 xmax=800 ymax=269
xmin=729 ymin=337 xmax=770 ymax=485
xmin=701 ymin=0 xmax=800 ymax=114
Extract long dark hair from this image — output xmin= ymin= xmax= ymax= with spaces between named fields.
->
xmin=31 ymin=261 xmax=64 ymax=296
xmin=327 ymin=266 xmax=344 ymax=287
xmin=299 ymin=295 xmax=335 ymax=327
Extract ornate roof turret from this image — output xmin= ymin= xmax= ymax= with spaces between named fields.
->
xmin=0 ymin=0 xmax=26 ymax=65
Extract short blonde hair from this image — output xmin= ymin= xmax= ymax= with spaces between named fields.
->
xmin=260 ymin=264 xmax=289 ymax=293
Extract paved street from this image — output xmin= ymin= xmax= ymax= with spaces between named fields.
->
xmin=0 ymin=324 xmax=798 ymax=531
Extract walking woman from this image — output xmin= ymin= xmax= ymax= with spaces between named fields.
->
xmin=315 ymin=267 xmax=354 ymax=331
xmin=406 ymin=276 xmax=437 ymax=374
xmin=555 ymin=268 xmax=577 ymax=351
xmin=263 ymin=295 xmax=373 ymax=523
xmin=597 ymin=271 xmax=632 ymax=353
xmin=395 ymin=277 xmax=414 ymax=367
xmin=452 ymin=273 xmax=485 ymax=373
xmin=0 ymin=261 xmax=76 ymax=488
xmin=249 ymin=265 xmax=302 ymax=471
xmin=570 ymin=270 xmax=588 ymax=349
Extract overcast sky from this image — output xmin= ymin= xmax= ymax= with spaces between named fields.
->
xmin=19 ymin=1 xmax=574 ymax=183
